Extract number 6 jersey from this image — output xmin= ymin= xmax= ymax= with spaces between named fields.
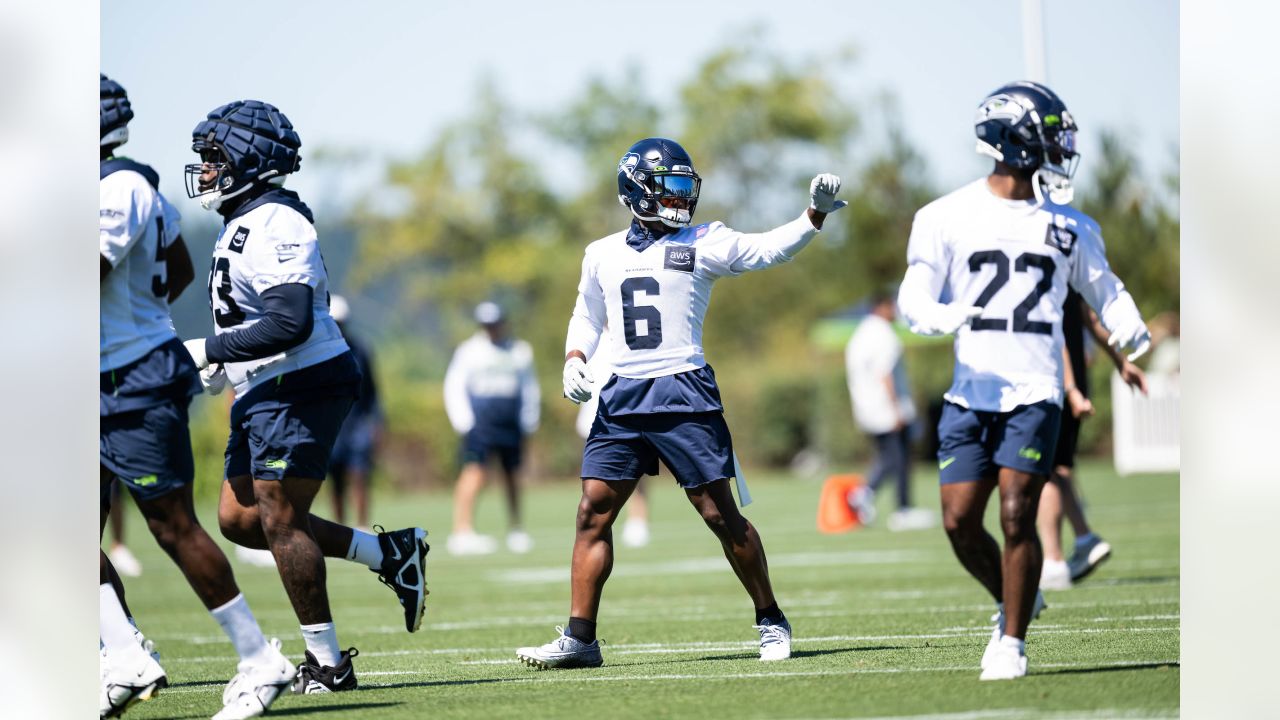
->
xmin=566 ymin=213 xmax=820 ymax=414
xmin=206 ymin=190 xmax=348 ymax=396
xmin=898 ymin=179 xmax=1144 ymax=412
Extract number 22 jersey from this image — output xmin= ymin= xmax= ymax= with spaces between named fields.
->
xmin=901 ymin=178 xmax=1140 ymax=412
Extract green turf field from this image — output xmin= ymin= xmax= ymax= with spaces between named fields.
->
xmin=112 ymin=460 xmax=1178 ymax=719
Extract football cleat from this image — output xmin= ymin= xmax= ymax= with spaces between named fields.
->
xmin=1068 ymin=536 xmax=1112 ymax=582
xmin=979 ymin=642 xmax=1028 ymax=681
xmin=108 ymin=544 xmax=143 ymax=577
xmin=887 ymin=507 xmax=937 ymax=532
xmin=100 ymin=644 xmax=167 ymax=718
xmin=516 ymin=627 xmax=603 ymax=669
xmin=982 ymin=591 xmax=1045 ymax=670
xmin=755 ymin=618 xmax=793 ymax=661
xmin=292 ymin=648 xmax=358 ymax=694
xmin=621 ymin=518 xmax=651 ymax=548
xmin=214 ymin=638 xmax=296 ymax=720
xmin=374 ymin=525 xmax=430 ymax=632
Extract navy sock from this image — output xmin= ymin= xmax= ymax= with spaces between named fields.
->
xmin=566 ymin=617 xmax=596 ymax=644
xmin=755 ymin=602 xmax=785 ymax=625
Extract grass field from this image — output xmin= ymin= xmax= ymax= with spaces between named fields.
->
xmin=113 ymin=460 xmax=1178 ymax=719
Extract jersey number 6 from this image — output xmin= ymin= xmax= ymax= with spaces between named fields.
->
xmin=621 ymin=276 xmax=663 ymax=350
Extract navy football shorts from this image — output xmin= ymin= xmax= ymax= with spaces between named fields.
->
xmin=581 ymin=411 xmax=735 ymax=489
xmin=936 ymin=400 xmax=1062 ymax=484
xmin=100 ymin=395 xmax=195 ymax=502
xmin=226 ymin=393 xmax=355 ymax=481
xmin=460 ymin=430 xmax=523 ymax=472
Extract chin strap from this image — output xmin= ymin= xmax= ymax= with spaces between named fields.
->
xmin=1032 ymin=168 xmax=1074 ymax=206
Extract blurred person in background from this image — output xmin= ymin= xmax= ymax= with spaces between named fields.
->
xmin=444 ymin=301 xmax=541 ymax=555
xmin=327 ymin=295 xmax=384 ymax=530
xmin=844 ymin=287 xmax=936 ymax=531
xmin=1037 ymin=292 xmax=1148 ymax=590
xmin=575 ymin=326 xmax=650 ymax=548
xmin=106 ymin=481 xmax=143 ymax=577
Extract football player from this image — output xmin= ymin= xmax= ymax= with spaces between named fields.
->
xmin=180 ymin=100 xmax=429 ymax=708
xmin=443 ymin=302 xmax=541 ymax=555
xmin=896 ymin=81 xmax=1151 ymax=680
xmin=516 ymin=137 xmax=845 ymax=668
xmin=98 ymin=74 xmax=291 ymax=719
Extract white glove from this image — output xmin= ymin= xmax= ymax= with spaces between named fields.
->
xmin=809 ymin=173 xmax=848 ymax=213
xmin=1108 ymin=319 xmax=1152 ymax=362
xmin=913 ymin=304 xmax=984 ymax=336
xmin=562 ymin=356 xmax=594 ymax=405
xmin=199 ymin=364 xmax=227 ymax=396
xmin=183 ymin=337 xmax=209 ymax=370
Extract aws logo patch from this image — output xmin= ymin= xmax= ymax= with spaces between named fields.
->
xmin=664 ymin=246 xmax=696 ymax=272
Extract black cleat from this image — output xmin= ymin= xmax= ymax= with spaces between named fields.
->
xmin=292 ymin=648 xmax=358 ymax=694
xmin=374 ymin=525 xmax=430 ymax=632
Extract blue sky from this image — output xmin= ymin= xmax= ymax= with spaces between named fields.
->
xmin=102 ymin=1 xmax=1177 ymax=211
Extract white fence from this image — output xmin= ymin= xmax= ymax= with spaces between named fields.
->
xmin=1111 ymin=372 xmax=1180 ymax=476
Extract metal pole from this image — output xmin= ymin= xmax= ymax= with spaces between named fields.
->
xmin=1022 ymin=0 xmax=1047 ymax=82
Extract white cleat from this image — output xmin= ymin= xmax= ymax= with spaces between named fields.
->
xmin=1039 ymin=558 xmax=1072 ymax=590
xmin=887 ymin=507 xmax=937 ymax=532
xmin=506 ymin=530 xmax=533 ymax=554
xmin=447 ymin=531 xmax=498 ymax=556
xmin=109 ymin=544 xmax=143 ymax=577
xmin=100 ymin=644 xmax=167 ymax=718
xmin=214 ymin=638 xmax=297 ymax=720
xmin=234 ymin=546 xmax=277 ymax=568
xmin=979 ymin=642 xmax=1028 ymax=680
xmin=982 ymin=591 xmax=1045 ymax=670
xmin=1068 ymin=536 xmax=1112 ymax=582
xmin=621 ymin=518 xmax=651 ymax=548
xmin=755 ymin=618 xmax=792 ymax=661
xmin=516 ymin=627 xmax=603 ymax=669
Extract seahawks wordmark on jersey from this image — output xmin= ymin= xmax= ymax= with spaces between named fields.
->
xmin=207 ymin=192 xmax=347 ymax=395
xmin=901 ymin=179 xmax=1142 ymax=412
xmin=567 ymin=213 xmax=819 ymax=380
xmin=100 ymin=160 xmax=182 ymax=371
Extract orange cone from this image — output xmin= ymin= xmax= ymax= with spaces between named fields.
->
xmin=817 ymin=473 xmax=865 ymax=534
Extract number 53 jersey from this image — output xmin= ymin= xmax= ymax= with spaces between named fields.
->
xmin=568 ymin=213 xmax=819 ymax=382
xmin=206 ymin=191 xmax=348 ymax=396
xmin=903 ymin=178 xmax=1137 ymax=412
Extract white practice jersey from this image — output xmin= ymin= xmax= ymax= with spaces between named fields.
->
xmin=207 ymin=199 xmax=347 ymax=395
xmin=443 ymin=332 xmax=541 ymax=435
xmin=567 ymin=213 xmax=819 ymax=378
xmin=899 ymin=179 xmax=1142 ymax=412
xmin=100 ymin=168 xmax=180 ymax=371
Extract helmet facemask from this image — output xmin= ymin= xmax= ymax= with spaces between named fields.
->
xmin=621 ymin=164 xmax=701 ymax=228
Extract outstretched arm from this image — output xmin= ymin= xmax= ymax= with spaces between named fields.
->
xmin=720 ymin=174 xmax=846 ymax=274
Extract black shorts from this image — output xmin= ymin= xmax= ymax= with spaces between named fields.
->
xmin=1053 ymin=412 xmax=1081 ymax=468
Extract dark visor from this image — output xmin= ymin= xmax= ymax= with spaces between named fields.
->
xmin=652 ymin=174 xmax=699 ymax=198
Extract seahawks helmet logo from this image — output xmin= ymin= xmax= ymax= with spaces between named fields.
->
xmin=618 ymin=152 xmax=640 ymax=176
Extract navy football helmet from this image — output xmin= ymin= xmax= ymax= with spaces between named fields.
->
xmin=185 ymin=100 xmax=302 ymax=211
xmin=974 ymin=81 xmax=1079 ymax=203
xmin=617 ymin=138 xmax=701 ymax=228
xmin=100 ymin=74 xmax=133 ymax=148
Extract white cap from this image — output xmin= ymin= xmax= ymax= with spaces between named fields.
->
xmin=475 ymin=301 xmax=503 ymax=325
xmin=329 ymin=294 xmax=350 ymax=323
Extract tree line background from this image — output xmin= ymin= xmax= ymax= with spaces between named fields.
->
xmin=169 ymin=41 xmax=1179 ymax=496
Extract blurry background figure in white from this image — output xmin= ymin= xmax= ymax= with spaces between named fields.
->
xmin=575 ymin=328 xmax=650 ymax=548
xmin=444 ymin=302 xmax=541 ymax=555
xmin=845 ymin=287 xmax=936 ymax=532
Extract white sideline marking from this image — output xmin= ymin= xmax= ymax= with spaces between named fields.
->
xmin=157 ymin=657 xmax=1179 ymax=696
xmin=162 ymin=624 xmax=1178 ymax=664
xmin=492 ymin=549 xmax=927 ymax=585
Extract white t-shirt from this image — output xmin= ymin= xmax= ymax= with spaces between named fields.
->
xmin=845 ymin=313 xmax=916 ymax=434
xmin=898 ymin=178 xmax=1144 ymax=412
xmin=99 ymin=168 xmax=180 ymax=371
xmin=443 ymin=332 xmax=541 ymax=435
xmin=207 ymin=198 xmax=347 ymax=395
xmin=566 ymin=213 xmax=819 ymax=378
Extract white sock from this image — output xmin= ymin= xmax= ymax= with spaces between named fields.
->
xmin=301 ymin=622 xmax=342 ymax=667
xmin=1075 ymin=532 xmax=1098 ymax=547
xmin=100 ymin=584 xmax=141 ymax=655
xmin=999 ymin=634 xmax=1026 ymax=655
xmin=346 ymin=528 xmax=383 ymax=570
xmin=211 ymin=593 xmax=271 ymax=663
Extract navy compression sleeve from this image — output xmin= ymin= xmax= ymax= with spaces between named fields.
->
xmin=205 ymin=283 xmax=314 ymax=363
